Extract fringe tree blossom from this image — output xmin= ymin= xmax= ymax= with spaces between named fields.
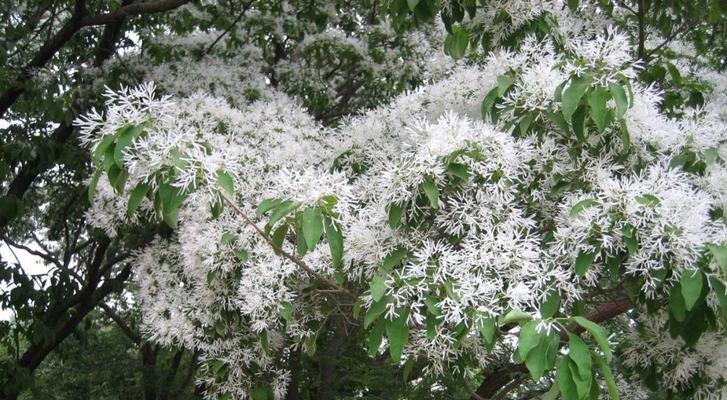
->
xmin=75 ymin=1 xmax=727 ymax=399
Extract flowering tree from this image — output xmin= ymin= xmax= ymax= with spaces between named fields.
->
xmin=2 ymin=0 xmax=727 ymax=399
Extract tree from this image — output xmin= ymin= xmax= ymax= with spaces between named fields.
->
xmin=2 ymin=0 xmax=727 ymax=399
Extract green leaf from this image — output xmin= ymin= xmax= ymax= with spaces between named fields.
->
xmin=669 ymin=283 xmax=686 ymax=322
xmin=236 ymin=249 xmax=249 ymax=262
xmin=547 ymin=111 xmax=570 ymax=134
xmin=524 ymin=340 xmax=548 ymax=381
xmin=421 ymin=177 xmax=439 ymax=209
xmin=513 ymin=319 xmax=556 ymax=381
xmin=93 ymin=135 xmax=115 ymax=165
xmin=708 ymin=245 xmax=727 ymax=273
xmin=304 ymin=335 xmax=317 ymax=356
xmin=113 ymin=125 xmax=143 ymax=167
xmin=680 ymin=269 xmax=704 ymax=311
xmin=570 ymin=198 xmax=600 ymax=217
xmin=557 ymin=356 xmax=579 ymax=400
xmin=479 ymin=317 xmax=496 ymax=351
xmin=386 ymin=311 xmax=410 ymax=363
xmin=407 ymin=0 xmax=420 ymax=11
xmin=259 ymin=330 xmax=270 ymax=355
xmin=543 ymin=382 xmax=560 ymax=400
xmin=403 ymin=357 xmax=415 ymax=382
xmin=572 ymin=316 xmax=612 ymax=362
xmin=666 ymin=62 xmax=681 ymax=84
xmin=623 ymin=224 xmax=639 ymax=254
xmin=447 ymin=163 xmax=469 ymax=180
xmin=364 ymin=296 xmax=391 ymax=328
xmin=587 ymin=86 xmax=609 ymax=132
xmin=496 ymin=75 xmax=513 ymax=96
xmin=609 ymin=83 xmax=629 ymax=118
xmin=271 ymin=224 xmax=288 ymax=254
xmin=426 ymin=312 xmax=439 ymax=341
xmin=540 ymin=290 xmax=561 ymax=319
xmin=423 ymin=296 xmax=441 ymax=316
xmin=221 ymin=232 xmax=236 ymax=244
xmin=107 ymin=164 xmax=128 ymax=193
xmin=216 ymin=170 xmax=234 ymax=195
xmin=561 ymin=75 xmax=591 ymax=123
xmin=370 ymin=275 xmax=387 ymax=302
xmin=594 ymin=352 xmax=619 ymax=400
xmin=368 ymin=319 xmax=386 ymax=356
xmin=256 ymin=198 xmax=283 ymax=217
xmin=575 ymin=250 xmax=596 ymax=277
xmin=518 ymin=113 xmax=534 ymax=135
xmin=567 ymin=0 xmax=579 ymax=11
xmin=710 ymin=278 xmax=727 ymax=330
xmin=127 ymin=183 xmax=150 ymax=217
xmin=301 ymin=207 xmax=324 ymax=250
xmin=158 ymin=183 xmax=186 ymax=228
xmin=353 ymin=297 xmax=364 ymax=319
xmin=210 ymin=359 xmax=227 ymax=375
xmin=500 ymin=309 xmax=532 ymax=326
xmin=620 ymin=119 xmax=631 ymax=153
xmin=572 ymin=105 xmax=587 ymax=142
xmin=280 ymin=302 xmax=293 ymax=322
xmin=388 ymin=203 xmax=404 ymax=229
xmin=324 ymin=216 xmax=343 ymax=269
xmin=517 ymin=320 xmax=541 ymax=361
xmin=636 ymin=194 xmax=661 ymax=207
xmin=251 ymin=386 xmax=274 ymax=400
xmin=88 ymin=169 xmax=103 ymax=203
xmin=481 ymin=87 xmax=499 ymax=120
xmin=568 ymin=334 xmax=592 ymax=387
xmin=381 ymin=248 xmax=409 ymax=272
xmin=444 ymin=26 xmax=468 ymax=59
xmin=101 ymin=142 xmax=116 ymax=170
xmin=266 ymin=200 xmax=301 ymax=230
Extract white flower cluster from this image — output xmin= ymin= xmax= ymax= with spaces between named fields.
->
xmin=76 ymin=2 xmax=727 ymax=398
xmin=621 ymin=311 xmax=727 ymax=399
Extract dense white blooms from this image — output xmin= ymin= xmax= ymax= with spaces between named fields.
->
xmin=74 ymin=1 xmax=727 ymax=398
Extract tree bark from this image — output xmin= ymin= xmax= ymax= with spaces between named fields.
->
xmin=141 ymin=343 xmax=160 ymax=400
xmin=317 ymin=318 xmax=347 ymax=400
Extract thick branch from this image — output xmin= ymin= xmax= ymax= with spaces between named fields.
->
xmin=0 ymin=6 xmax=131 ymax=229
xmin=159 ymin=348 xmax=185 ymax=400
xmin=99 ymin=302 xmax=141 ymax=344
xmin=80 ymin=0 xmax=191 ymax=26
xmin=0 ymin=0 xmax=191 ymax=118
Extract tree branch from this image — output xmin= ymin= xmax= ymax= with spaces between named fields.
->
xmin=80 ymin=0 xmax=191 ymax=26
xmin=221 ymin=194 xmax=357 ymax=300
xmin=0 ymin=0 xmax=191 ymax=118
xmin=201 ymin=1 xmax=254 ymax=58
xmin=99 ymin=302 xmax=141 ymax=343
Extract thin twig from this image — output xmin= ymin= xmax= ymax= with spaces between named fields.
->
xmin=220 ymin=194 xmax=357 ymax=300
xmin=645 ymin=22 xmax=696 ymax=59
xmin=200 ymin=0 xmax=254 ymax=59
xmin=2 ymin=235 xmax=63 ymax=270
